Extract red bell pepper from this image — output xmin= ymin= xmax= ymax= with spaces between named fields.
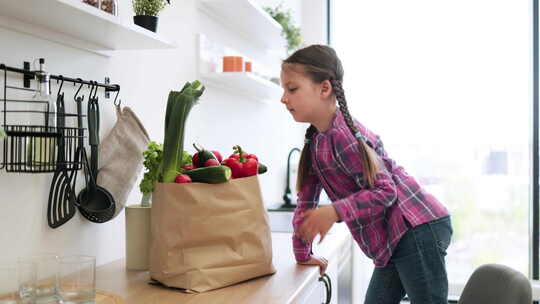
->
xmin=223 ymin=145 xmax=258 ymax=178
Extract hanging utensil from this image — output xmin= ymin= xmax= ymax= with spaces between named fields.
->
xmin=67 ymin=81 xmax=85 ymax=197
xmin=76 ymin=82 xmax=115 ymax=223
xmin=47 ymin=82 xmax=76 ymax=228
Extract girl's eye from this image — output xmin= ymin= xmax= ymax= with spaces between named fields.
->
xmin=288 ymin=88 xmax=298 ymax=93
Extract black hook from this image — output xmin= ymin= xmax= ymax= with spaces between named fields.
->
xmin=88 ymin=81 xmax=96 ymax=102
xmin=90 ymin=80 xmax=98 ymax=100
xmin=113 ymin=85 xmax=121 ymax=107
xmin=74 ymin=78 xmax=85 ymax=102
xmin=56 ymin=75 xmax=64 ymax=98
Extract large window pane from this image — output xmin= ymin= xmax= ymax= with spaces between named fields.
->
xmin=332 ymin=0 xmax=531 ymax=289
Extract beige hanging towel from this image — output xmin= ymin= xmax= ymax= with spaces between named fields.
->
xmin=97 ymin=105 xmax=150 ymax=218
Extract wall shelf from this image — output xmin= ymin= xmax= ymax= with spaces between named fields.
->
xmin=0 ymin=0 xmax=175 ymax=57
xmin=198 ymin=0 xmax=285 ymax=51
xmin=201 ymin=72 xmax=281 ymax=103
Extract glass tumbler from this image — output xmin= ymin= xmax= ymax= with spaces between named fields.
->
xmin=18 ymin=255 xmax=58 ymax=304
xmin=57 ymin=256 xmax=95 ymax=304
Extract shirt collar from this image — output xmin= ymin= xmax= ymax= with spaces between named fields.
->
xmin=316 ymin=108 xmax=343 ymax=137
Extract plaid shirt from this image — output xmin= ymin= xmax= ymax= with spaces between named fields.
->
xmin=292 ymin=109 xmax=449 ymax=267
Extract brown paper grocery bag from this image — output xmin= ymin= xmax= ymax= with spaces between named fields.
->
xmin=149 ymin=175 xmax=276 ymax=293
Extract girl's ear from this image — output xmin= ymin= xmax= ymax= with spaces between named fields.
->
xmin=320 ymin=80 xmax=333 ymax=98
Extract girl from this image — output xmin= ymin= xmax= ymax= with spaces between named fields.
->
xmin=281 ymin=45 xmax=452 ymax=304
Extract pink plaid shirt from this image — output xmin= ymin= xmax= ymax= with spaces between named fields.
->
xmin=292 ymin=109 xmax=449 ymax=267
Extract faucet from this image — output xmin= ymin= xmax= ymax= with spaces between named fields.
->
xmin=279 ymin=147 xmax=301 ymax=210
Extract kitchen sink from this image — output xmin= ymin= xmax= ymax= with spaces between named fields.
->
xmin=266 ymin=200 xmax=334 ymax=234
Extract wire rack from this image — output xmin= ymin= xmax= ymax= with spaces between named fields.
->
xmin=0 ymin=62 xmax=119 ymax=173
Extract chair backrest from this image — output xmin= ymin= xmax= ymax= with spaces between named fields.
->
xmin=458 ymin=263 xmax=532 ymax=304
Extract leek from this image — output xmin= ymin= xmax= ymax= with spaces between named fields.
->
xmin=160 ymin=81 xmax=205 ymax=183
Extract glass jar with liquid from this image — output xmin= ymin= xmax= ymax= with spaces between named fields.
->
xmin=26 ymin=58 xmax=57 ymax=172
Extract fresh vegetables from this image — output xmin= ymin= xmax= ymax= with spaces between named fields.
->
xmin=159 ymin=139 xmax=267 ymax=184
xmin=211 ymin=150 xmax=223 ymax=163
xmin=160 ymin=81 xmax=205 ymax=183
xmin=139 ymin=141 xmax=163 ymax=206
xmin=175 ymin=174 xmax=192 ymax=183
xmin=258 ymin=163 xmax=267 ymax=174
xmin=183 ymin=165 xmax=232 ymax=184
xmin=181 ymin=164 xmax=194 ymax=171
xmin=192 ymin=143 xmax=218 ymax=168
xmin=222 ymin=145 xmax=259 ymax=178
xmin=204 ymin=159 xmax=220 ymax=167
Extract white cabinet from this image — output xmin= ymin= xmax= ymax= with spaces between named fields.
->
xmin=298 ymin=259 xmax=338 ymax=304
xmin=352 ymin=245 xmax=375 ymax=303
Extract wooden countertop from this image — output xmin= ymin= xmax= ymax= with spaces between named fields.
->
xmin=95 ymin=224 xmax=351 ymax=304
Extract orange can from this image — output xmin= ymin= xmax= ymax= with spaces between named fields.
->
xmin=223 ymin=56 xmax=235 ymax=72
xmin=245 ymin=61 xmax=252 ymax=72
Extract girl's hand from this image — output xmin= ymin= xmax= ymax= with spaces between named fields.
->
xmin=298 ymin=255 xmax=329 ymax=275
xmin=298 ymin=205 xmax=339 ymax=244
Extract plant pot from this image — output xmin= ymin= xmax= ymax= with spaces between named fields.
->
xmin=125 ymin=204 xmax=152 ymax=270
xmin=133 ymin=15 xmax=158 ymax=32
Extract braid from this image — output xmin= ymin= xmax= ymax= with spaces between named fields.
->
xmin=296 ymin=125 xmax=317 ymax=192
xmin=331 ymin=79 xmax=379 ymax=188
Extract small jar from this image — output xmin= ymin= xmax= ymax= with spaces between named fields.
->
xmin=82 ymin=0 xmax=99 ymax=8
xmin=223 ymin=56 xmax=235 ymax=72
xmin=100 ymin=0 xmax=118 ymax=15
xmin=245 ymin=61 xmax=252 ymax=72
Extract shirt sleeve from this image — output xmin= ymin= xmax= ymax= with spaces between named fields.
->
xmin=292 ymin=171 xmax=323 ymax=263
xmin=332 ymin=132 xmax=398 ymax=223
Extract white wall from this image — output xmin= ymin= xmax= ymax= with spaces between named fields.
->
xmin=0 ymin=0 xmax=308 ymax=266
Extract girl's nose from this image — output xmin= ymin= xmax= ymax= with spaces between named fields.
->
xmin=281 ymin=94 xmax=288 ymax=104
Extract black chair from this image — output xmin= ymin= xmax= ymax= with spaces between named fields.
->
xmin=458 ymin=264 xmax=532 ymax=304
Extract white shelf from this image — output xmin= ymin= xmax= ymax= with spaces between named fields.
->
xmin=198 ymin=0 xmax=285 ymax=51
xmin=0 ymin=0 xmax=175 ymax=57
xmin=201 ymin=72 xmax=282 ymax=103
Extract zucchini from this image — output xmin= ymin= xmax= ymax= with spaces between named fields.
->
xmin=258 ymin=163 xmax=267 ymax=174
xmin=183 ymin=165 xmax=232 ymax=184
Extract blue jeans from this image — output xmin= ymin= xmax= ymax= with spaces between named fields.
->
xmin=364 ymin=216 xmax=453 ymax=304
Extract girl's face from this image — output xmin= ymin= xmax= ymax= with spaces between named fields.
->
xmin=280 ymin=67 xmax=333 ymax=124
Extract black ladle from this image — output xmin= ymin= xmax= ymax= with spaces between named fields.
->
xmin=76 ymin=84 xmax=115 ymax=222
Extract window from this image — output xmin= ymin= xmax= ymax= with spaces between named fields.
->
xmin=332 ymin=0 xmax=533 ymax=297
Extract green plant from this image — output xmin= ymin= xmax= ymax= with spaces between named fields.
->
xmin=264 ymin=4 xmax=302 ymax=52
xmin=0 ymin=127 xmax=5 ymax=141
xmin=139 ymin=141 xmax=163 ymax=206
xmin=132 ymin=0 xmax=168 ymax=16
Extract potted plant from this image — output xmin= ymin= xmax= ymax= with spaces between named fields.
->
xmin=125 ymin=141 xmax=162 ymax=270
xmin=132 ymin=0 xmax=169 ymax=32
xmin=264 ymin=4 xmax=302 ymax=53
